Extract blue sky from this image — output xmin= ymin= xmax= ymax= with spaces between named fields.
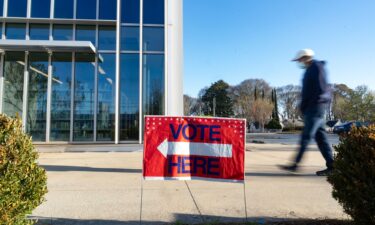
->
xmin=183 ymin=0 xmax=375 ymax=97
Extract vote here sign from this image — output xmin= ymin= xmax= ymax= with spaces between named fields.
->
xmin=143 ymin=116 xmax=245 ymax=182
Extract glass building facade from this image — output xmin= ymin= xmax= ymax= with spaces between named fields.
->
xmin=0 ymin=0 xmax=183 ymax=144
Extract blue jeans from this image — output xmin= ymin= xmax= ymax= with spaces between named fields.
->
xmin=295 ymin=106 xmax=334 ymax=169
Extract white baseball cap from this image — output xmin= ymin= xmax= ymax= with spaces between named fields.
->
xmin=292 ymin=49 xmax=315 ymax=61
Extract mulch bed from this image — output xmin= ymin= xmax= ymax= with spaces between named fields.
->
xmin=213 ymin=220 xmax=353 ymax=225
xmin=266 ymin=219 xmax=352 ymax=225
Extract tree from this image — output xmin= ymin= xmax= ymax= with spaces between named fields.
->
xmin=267 ymin=89 xmax=282 ymax=129
xmin=201 ymin=80 xmax=234 ymax=117
xmin=183 ymin=95 xmax=202 ymax=116
xmin=251 ymin=99 xmax=274 ymax=132
xmin=331 ymin=85 xmax=375 ymax=122
xmin=227 ymin=79 xmax=272 ymax=123
xmin=277 ymin=85 xmax=302 ymax=120
xmin=330 ymin=84 xmax=353 ymax=120
xmin=271 ymin=89 xmax=280 ymax=122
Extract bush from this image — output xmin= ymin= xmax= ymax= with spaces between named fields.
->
xmin=282 ymin=126 xmax=304 ymax=132
xmin=265 ymin=118 xmax=282 ymax=129
xmin=0 ymin=114 xmax=47 ymax=225
xmin=327 ymin=125 xmax=375 ymax=225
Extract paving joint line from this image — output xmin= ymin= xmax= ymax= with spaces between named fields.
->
xmin=139 ymin=177 xmax=144 ymax=225
xmin=184 ymin=181 xmax=205 ymax=223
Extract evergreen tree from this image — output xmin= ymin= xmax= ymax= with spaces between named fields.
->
xmin=266 ymin=88 xmax=282 ymax=129
xmin=201 ymin=80 xmax=234 ymax=117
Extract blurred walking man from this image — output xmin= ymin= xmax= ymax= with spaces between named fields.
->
xmin=279 ymin=49 xmax=334 ymax=176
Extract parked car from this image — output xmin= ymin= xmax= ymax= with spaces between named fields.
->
xmin=333 ymin=121 xmax=370 ymax=134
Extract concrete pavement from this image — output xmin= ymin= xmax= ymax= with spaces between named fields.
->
xmin=32 ymin=143 xmax=347 ymax=225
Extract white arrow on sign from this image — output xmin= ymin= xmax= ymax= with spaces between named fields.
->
xmin=157 ymin=139 xmax=233 ymax=158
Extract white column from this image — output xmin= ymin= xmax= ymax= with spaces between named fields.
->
xmin=166 ymin=0 xmax=183 ymax=116
xmin=46 ymin=52 xmax=53 ymax=142
xmin=27 ymin=0 xmax=32 ymax=18
xmin=22 ymin=52 xmax=29 ymax=131
xmin=0 ymin=53 xmax=4 ymax=113
xmin=70 ymin=53 xmax=75 ymax=142
xmin=115 ymin=0 xmax=121 ymax=144
xmin=93 ymin=52 xmax=98 ymax=142
xmin=3 ymin=0 xmax=8 ymax=17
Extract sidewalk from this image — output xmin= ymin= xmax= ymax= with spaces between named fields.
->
xmin=32 ymin=143 xmax=347 ymax=225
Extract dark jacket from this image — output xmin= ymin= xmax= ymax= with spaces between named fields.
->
xmin=300 ymin=60 xmax=331 ymax=113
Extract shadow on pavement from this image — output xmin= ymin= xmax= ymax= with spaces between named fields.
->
xmin=32 ymin=215 xmax=351 ymax=225
xmin=41 ymin=165 xmax=142 ymax=173
xmin=41 ymin=165 xmax=320 ymax=177
xmin=246 ymin=172 xmax=318 ymax=177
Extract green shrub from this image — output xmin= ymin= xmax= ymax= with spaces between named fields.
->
xmin=0 ymin=114 xmax=47 ymax=225
xmin=265 ymin=118 xmax=282 ymax=130
xmin=282 ymin=126 xmax=304 ymax=132
xmin=328 ymin=125 xmax=375 ymax=225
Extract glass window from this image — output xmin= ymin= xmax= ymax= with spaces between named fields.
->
xmin=7 ymin=0 xmax=27 ymax=17
xmin=53 ymin=24 xmax=73 ymax=40
xmin=99 ymin=0 xmax=116 ymax=20
xmin=2 ymin=52 xmax=25 ymax=117
xmin=31 ymin=0 xmax=51 ymax=18
xmin=143 ymin=27 xmax=164 ymax=52
xmin=143 ymin=0 xmax=164 ymax=24
xmin=0 ymin=0 xmax=4 ymax=17
xmin=120 ymin=54 xmax=139 ymax=141
xmin=29 ymin=24 xmax=50 ymax=40
xmin=98 ymin=26 xmax=116 ymax=50
xmin=73 ymin=53 xmax=95 ymax=141
xmin=121 ymin=0 xmax=139 ymax=23
xmin=143 ymin=54 xmax=164 ymax=116
xmin=76 ymin=0 xmax=97 ymax=20
xmin=97 ymin=54 xmax=116 ymax=141
xmin=54 ymin=0 xmax=74 ymax=19
xmin=76 ymin=25 xmax=96 ymax=46
xmin=6 ymin=23 xmax=26 ymax=40
xmin=51 ymin=53 xmax=72 ymax=141
xmin=27 ymin=53 xmax=49 ymax=142
xmin=0 ymin=24 xmax=3 ymax=39
xmin=121 ymin=26 xmax=139 ymax=51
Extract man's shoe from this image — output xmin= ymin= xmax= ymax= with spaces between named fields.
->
xmin=316 ymin=168 xmax=333 ymax=176
xmin=278 ymin=164 xmax=298 ymax=174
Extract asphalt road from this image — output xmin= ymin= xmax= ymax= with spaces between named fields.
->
xmin=247 ymin=133 xmax=340 ymax=146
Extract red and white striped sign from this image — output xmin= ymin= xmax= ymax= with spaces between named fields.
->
xmin=143 ymin=116 xmax=245 ymax=182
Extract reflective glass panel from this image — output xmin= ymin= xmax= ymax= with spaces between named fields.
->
xmin=120 ymin=54 xmax=139 ymax=141
xmin=143 ymin=0 xmax=164 ymax=24
xmin=31 ymin=0 xmax=51 ymax=18
xmin=53 ymin=24 xmax=73 ymax=40
xmin=0 ymin=0 xmax=4 ymax=17
xmin=27 ymin=53 xmax=49 ymax=142
xmin=99 ymin=0 xmax=116 ymax=20
xmin=76 ymin=25 xmax=96 ymax=46
xmin=2 ymin=52 xmax=25 ymax=117
xmin=29 ymin=24 xmax=50 ymax=40
xmin=73 ymin=53 xmax=95 ymax=141
xmin=0 ymin=24 xmax=2 ymax=38
xmin=6 ymin=23 xmax=26 ymax=40
xmin=143 ymin=27 xmax=164 ymax=52
xmin=121 ymin=26 xmax=139 ymax=51
xmin=98 ymin=26 xmax=116 ymax=50
xmin=121 ymin=0 xmax=139 ymax=23
xmin=143 ymin=54 xmax=164 ymax=115
xmin=97 ymin=54 xmax=116 ymax=141
xmin=7 ymin=0 xmax=27 ymax=17
xmin=54 ymin=0 xmax=74 ymax=19
xmin=51 ymin=53 xmax=72 ymax=141
xmin=76 ymin=0 xmax=97 ymax=20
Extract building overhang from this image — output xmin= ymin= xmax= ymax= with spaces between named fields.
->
xmin=0 ymin=40 xmax=96 ymax=53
